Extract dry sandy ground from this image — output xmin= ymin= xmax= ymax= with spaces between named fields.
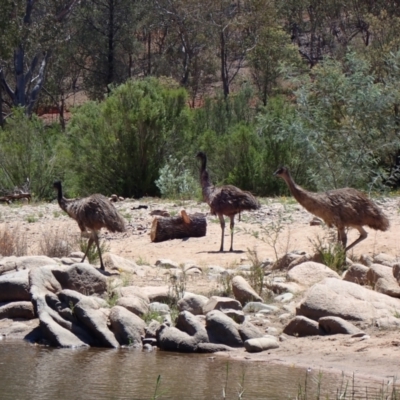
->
xmin=1 ymin=195 xmax=400 ymax=384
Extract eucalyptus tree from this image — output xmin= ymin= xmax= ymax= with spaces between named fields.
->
xmin=71 ymin=0 xmax=145 ymax=100
xmin=0 ymin=0 xmax=80 ymax=118
xmin=151 ymin=0 xmax=217 ymax=106
xmin=290 ymin=52 xmax=400 ymax=190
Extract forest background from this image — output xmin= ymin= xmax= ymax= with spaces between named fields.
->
xmin=1 ymin=0 xmax=400 ymax=201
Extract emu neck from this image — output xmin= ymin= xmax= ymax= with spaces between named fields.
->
xmin=56 ymin=186 xmax=68 ymax=212
xmin=281 ymin=173 xmax=319 ymax=213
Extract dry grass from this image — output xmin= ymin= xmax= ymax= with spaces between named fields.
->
xmin=0 ymin=224 xmax=28 ymax=256
xmin=39 ymin=227 xmax=79 ymax=258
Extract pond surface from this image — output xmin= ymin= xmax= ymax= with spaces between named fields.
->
xmin=0 ymin=339 xmax=395 ymax=399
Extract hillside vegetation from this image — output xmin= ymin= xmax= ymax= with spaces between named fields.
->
xmin=1 ymin=0 xmax=400 ymax=199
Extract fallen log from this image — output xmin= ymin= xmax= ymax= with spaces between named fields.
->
xmin=1 ymin=193 xmax=31 ymax=203
xmin=150 ymin=210 xmax=207 ymax=243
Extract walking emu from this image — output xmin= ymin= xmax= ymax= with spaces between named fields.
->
xmin=273 ymin=167 xmax=389 ymax=251
xmin=196 ymin=152 xmax=260 ymax=252
xmin=53 ymin=181 xmax=126 ymax=270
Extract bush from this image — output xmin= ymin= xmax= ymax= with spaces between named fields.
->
xmin=155 ymin=157 xmax=198 ymax=200
xmin=64 ymin=77 xmax=191 ymax=198
xmin=0 ymin=108 xmax=62 ymax=199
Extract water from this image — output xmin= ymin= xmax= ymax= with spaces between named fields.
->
xmin=0 ymin=339 xmax=395 ymax=399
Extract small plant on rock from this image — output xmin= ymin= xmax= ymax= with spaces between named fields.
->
xmin=310 ymin=233 xmax=347 ymax=273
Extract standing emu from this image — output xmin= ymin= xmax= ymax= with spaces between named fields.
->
xmin=196 ymin=152 xmax=260 ymax=252
xmin=273 ymin=167 xmax=389 ymax=251
xmin=53 ymin=181 xmax=126 ymax=270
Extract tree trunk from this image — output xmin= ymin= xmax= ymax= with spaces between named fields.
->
xmin=150 ymin=210 xmax=207 ymax=243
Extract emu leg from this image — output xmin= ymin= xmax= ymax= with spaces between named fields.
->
xmin=345 ymin=226 xmax=368 ymax=252
xmin=93 ymin=232 xmax=106 ymax=270
xmin=81 ymin=236 xmax=94 ymax=264
xmin=218 ymin=214 xmax=225 ymax=252
xmin=229 ymin=216 xmax=235 ymax=252
xmin=337 ymin=227 xmax=347 ymax=249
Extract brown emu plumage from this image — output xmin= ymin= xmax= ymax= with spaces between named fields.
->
xmin=53 ymin=181 xmax=126 ymax=270
xmin=274 ymin=167 xmax=389 ymax=251
xmin=196 ymin=152 xmax=260 ymax=252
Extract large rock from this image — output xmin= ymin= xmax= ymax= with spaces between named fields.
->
xmin=0 ymin=301 xmax=35 ymax=319
xmin=318 ymin=316 xmax=362 ymax=335
xmin=231 ymin=275 xmax=263 ymax=304
xmin=177 ymin=292 xmax=209 ymax=315
xmin=29 ymin=266 xmax=62 ymax=295
xmin=202 ymin=296 xmax=242 ymax=314
xmin=156 ymin=324 xmax=198 ymax=352
xmin=205 ymin=310 xmax=243 ymax=347
xmin=244 ymin=337 xmax=279 ymax=353
xmin=109 ymin=306 xmax=146 ymax=346
xmin=0 ymin=270 xmax=30 ymax=301
xmin=116 ymin=296 xmax=149 ymax=317
xmin=297 ymin=278 xmax=400 ymax=327
xmin=373 ymin=253 xmax=397 ymax=267
xmin=342 ymin=263 xmax=369 ymax=285
xmin=238 ymin=321 xmax=264 ymax=342
xmin=74 ymin=297 xmax=119 ymax=348
xmin=116 ymin=286 xmax=150 ymax=303
xmin=283 ymin=316 xmax=321 ymax=336
xmin=393 ymin=263 xmax=400 ymax=286
xmin=103 ymin=253 xmax=139 ymax=272
xmin=287 ymin=262 xmax=340 ymax=286
xmin=140 ymin=286 xmax=172 ymax=303
xmin=175 ymin=311 xmax=208 ymax=342
xmin=33 ymin=293 xmax=90 ymax=348
xmin=366 ymin=264 xmax=400 ymax=298
xmin=51 ymin=264 xmax=108 ymax=296
xmin=0 ymin=255 xmax=58 ymax=274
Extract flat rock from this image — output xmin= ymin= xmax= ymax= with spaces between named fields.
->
xmin=287 ymin=262 xmax=340 ymax=286
xmin=116 ymin=296 xmax=149 ymax=317
xmin=0 ymin=301 xmax=35 ymax=319
xmin=366 ymin=264 xmax=400 ymax=298
xmin=243 ymin=302 xmax=279 ymax=314
xmin=202 ymin=296 xmax=242 ymax=314
xmin=238 ymin=321 xmax=264 ymax=342
xmin=318 ymin=316 xmax=362 ymax=335
xmin=0 ymin=270 xmax=31 ymax=302
xmin=342 ymin=263 xmax=369 ymax=285
xmin=0 ymin=255 xmax=58 ymax=274
xmin=373 ymin=253 xmax=397 ymax=267
xmin=297 ymin=278 xmax=400 ymax=327
xmin=51 ymin=264 xmax=108 ymax=296
xmin=244 ymin=337 xmax=279 ymax=353
xmin=140 ymin=286 xmax=172 ymax=303
xmin=231 ymin=275 xmax=263 ymax=304
xmin=283 ymin=316 xmax=321 ymax=337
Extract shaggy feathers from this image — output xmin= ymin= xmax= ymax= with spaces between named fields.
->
xmin=274 ymin=167 xmax=389 ymax=251
xmin=53 ymin=181 xmax=126 ymax=270
xmin=196 ymin=152 xmax=260 ymax=252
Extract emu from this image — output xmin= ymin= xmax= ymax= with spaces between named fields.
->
xmin=196 ymin=152 xmax=260 ymax=252
xmin=53 ymin=181 xmax=126 ymax=270
xmin=273 ymin=166 xmax=389 ymax=251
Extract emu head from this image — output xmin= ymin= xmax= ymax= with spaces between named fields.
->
xmin=273 ymin=166 xmax=289 ymax=178
xmin=195 ymin=151 xmax=206 ymax=160
xmin=53 ymin=180 xmax=62 ymax=191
